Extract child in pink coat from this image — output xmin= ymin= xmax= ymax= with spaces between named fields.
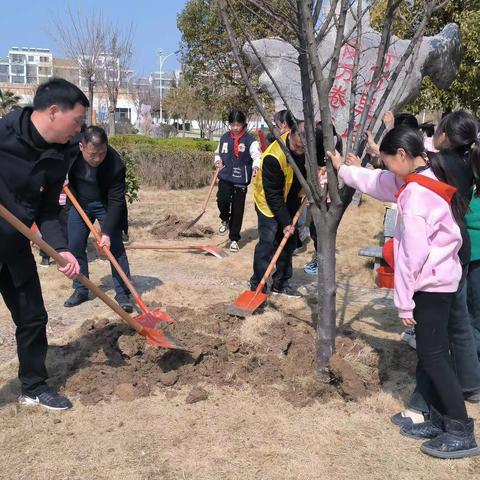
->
xmin=328 ymin=126 xmax=479 ymax=459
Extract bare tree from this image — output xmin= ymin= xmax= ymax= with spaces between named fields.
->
xmin=52 ymin=7 xmax=107 ymax=125
xmin=103 ymin=25 xmax=134 ymax=135
xmin=218 ymin=0 xmax=454 ymax=373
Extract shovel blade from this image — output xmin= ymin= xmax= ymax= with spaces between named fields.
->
xmin=226 ymin=290 xmax=269 ymax=317
xmin=136 ymin=308 xmax=176 ymax=328
xmin=141 ymin=327 xmax=185 ymax=350
xmin=200 ymin=245 xmax=229 ymax=259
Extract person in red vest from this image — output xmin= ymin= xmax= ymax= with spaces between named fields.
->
xmin=214 ymin=110 xmax=261 ymax=252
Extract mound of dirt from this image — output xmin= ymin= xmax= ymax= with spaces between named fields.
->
xmin=150 ymin=214 xmax=214 ymax=239
xmin=53 ymin=304 xmax=381 ymax=407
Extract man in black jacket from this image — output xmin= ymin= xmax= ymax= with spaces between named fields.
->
xmin=250 ymin=115 xmax=307 ymax=297
xmin=64 ymin=125 xmax=133 ymax=312
xmin=0 ymin=78 xmax=85 ymax=410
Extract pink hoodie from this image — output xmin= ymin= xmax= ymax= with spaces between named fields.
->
xmin=339 ymin=165 xmax=462 ymax=318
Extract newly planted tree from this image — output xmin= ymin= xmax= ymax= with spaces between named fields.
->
xmin=217 ymin=0 xmax=459 ymax=372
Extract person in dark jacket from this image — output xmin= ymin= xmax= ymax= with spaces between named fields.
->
xmin=64 ymin=126 xmax=133 ymax=312
xmin=0 ymin=78 xmax=85 ymax=410
xmin=214 ymin=110 xmax=261 ymax=252
xmin=249 ymin=112 xmax=308 ymax=297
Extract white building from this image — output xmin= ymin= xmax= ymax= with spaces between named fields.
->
xmin=0 ymin=47 xmax=53 ymax=85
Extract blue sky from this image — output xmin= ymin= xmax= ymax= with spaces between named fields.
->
xmin=1 ymin=0 xmax=188 ymax=75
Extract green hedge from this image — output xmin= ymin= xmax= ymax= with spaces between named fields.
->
xmin=117 ymin=145 xmax=214 ymax=190
xmin=110 ymin=134 xmax=217 ymax=152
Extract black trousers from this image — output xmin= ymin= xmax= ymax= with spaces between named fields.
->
xmin=0 ymin=254 xmax=49 ymax=396
xmin=413 ymin=291 xmax=468 ymax=420
xmin=216 ymin=179 xmax=247 ymax=242
xmin=249 ymin=209 xmax=296 ymax=291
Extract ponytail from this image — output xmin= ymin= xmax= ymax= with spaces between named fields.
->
xmin=435 ymin=111 xmax=480 ymax=196
xmin=428 ymin=152 xmax=469 ymax=226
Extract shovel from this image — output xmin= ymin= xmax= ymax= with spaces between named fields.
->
xmin=181 ymin=167 xmax=220 ymax=234
xmin=0 ymin=202 xmax=183 ymax=350
xmin=226 ymin=198 xmax=307 ymax=317
xmin=126 ymin=243 xmax=229 ymax=259
xmin=64 ymin=186 xmax=175 ymax=328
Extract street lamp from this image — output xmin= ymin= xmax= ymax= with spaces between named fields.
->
xmin=157 ymin=49 xmax=176 ymax=124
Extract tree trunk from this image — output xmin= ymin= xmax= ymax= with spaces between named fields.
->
xmin=88 ymin=82 xmax=94 ymax=126
xmin=311 ymin=205 xmax=338 ymax=371
xmin=109 ymin=108 xmax=116 ymax=136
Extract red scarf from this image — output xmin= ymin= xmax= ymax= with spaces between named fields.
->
xmin=395 ymin=173 xmax=457 ymax=203
xmin=384 ymin=173 xmax=457 ymax=271
xmin=230 ymin=129 xmax=246 ymax=158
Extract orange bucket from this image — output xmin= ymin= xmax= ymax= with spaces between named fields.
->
xmin=376 ymin=266 xmax=394 ymax=289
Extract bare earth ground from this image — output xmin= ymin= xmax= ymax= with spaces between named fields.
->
xmin=0 ymin=188 xmax=479 ymax=480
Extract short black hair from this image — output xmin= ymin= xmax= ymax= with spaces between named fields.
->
xmin=228 ymin=110 xmax=247 ymax=125
xmin=420 ymin=123 xmax=435 ymax=137
xmin=285 ymin=110 xmax=304 ymax=134
xmin=33 ymin=78 xmax=89 ymax=111
xmin=274 ymin=109 xmax=288 ymax=125
xmin=394 ymin=113 xmax=419 ymax=130
xmin=81 ymin=125 xmax=108 ymax=146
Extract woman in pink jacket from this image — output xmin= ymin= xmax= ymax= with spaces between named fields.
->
xmin=328 ymin=126 xmax=479 ymax=459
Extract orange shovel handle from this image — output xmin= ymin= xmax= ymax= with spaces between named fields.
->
xmin=0 ymin=202 xmax=144 ymax=334
xmin=201 ymin=168 xmax=220 ymax=213
xmin=63 ymin=186 xmax=148 ymax=315
xmin=257 ymin=197 xmax=307 ymax=293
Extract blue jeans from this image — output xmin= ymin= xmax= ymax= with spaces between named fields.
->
xmin=68 ymin=201 xmax=131 ymax=300
xmin=409 ymin=269 xmax=480 ymax=413
xmin=467 ymin=260 xmax=480 ymax=359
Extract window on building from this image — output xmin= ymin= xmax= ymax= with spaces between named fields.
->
xmin=0 ymin=75 xmax=9 ymax=83
xmin=26 ymin=65 xmax=37 ymax=75
xmin=38 ymin=66 xmax=51 ymax=76
xmin=115 ymin=108 xmax=131 ymax=121
xmin=10 ymin=54 xmax=25 ymax=63
xmin=39 ymin=56 xmax=49 ymax=63
xmin=27 ymin=76 xmax=37 ymax=84
xmin=11 ymin=65 xmax=25 ymax=75
xmin=28 ymin=56 xmax=34 ymax=62
xmin=11 ymin=75 xmax=24 ymax=84
xmin=0 ymin=65 xmax=8 ymax=74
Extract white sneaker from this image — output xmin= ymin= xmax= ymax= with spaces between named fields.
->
xmin=229 ymin=241 xmax=240 ymax=253
xmin=401 ymin=328 xmax=416 ymax=349
xmin=219 ymin=221 xmax=228 ymax=235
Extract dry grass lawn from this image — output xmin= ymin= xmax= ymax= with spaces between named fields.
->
xmin=0 ymin=186 xmax=479 ymax=480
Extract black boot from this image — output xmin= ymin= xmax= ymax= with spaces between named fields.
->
xmin=400 ymin=407 xmax=443 ymax=439
xmin=64 ymin=290 xmax=89 ymax=308
xmin=421 ymin=416 xmax=480 ymax=459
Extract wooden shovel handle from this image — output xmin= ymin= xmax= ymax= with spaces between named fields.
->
xmin=201 ymin=168 xmax=220 ymax=213
xmin=63 ymin=186 xmax=145 ymax=310
xmin=257 ymin=197 xmax=307 ymax=293
xmin=0 ymin=202 xmax=144 ymax=334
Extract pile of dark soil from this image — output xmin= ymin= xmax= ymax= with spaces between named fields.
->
xmin=150 ymin=214 xmax=214 ymax=239
xmin=50 ymin=304 xmax=382 ymax=407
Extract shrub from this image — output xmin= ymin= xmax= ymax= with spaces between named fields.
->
xmin=117 ymin=145 xmax=214 ymax=190
xmin=110 ymin=135 xmax=217 ymax=152
xmin=122 ymin=149 xmax=140 ymax=203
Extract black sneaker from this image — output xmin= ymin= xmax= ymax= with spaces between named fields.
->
xmin=391 ymin=409 xmax=427 ymax=428
xmin=18 ymin=390 xmax=72 ymax=410
xmin=271 ymin=285 xmax=302 ymax=298
xmin=39 ymin=257 xmax=50 ymax=268
xmin=116 ymin=295 xmax=134 ymax=313
xmin=64 ymin=290 xmax=89 ymax=308
xmin=465 ymin=389 xmax=480 ymax=403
